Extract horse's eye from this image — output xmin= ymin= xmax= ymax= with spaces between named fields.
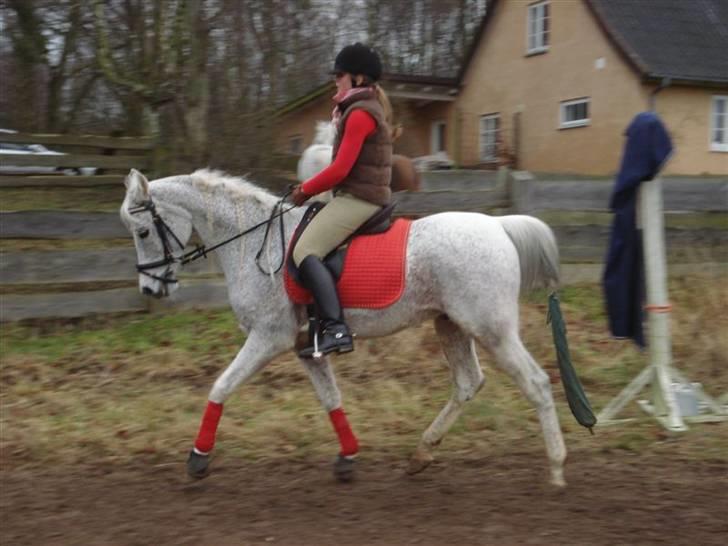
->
xmin=137 ymin=229 xmax=150 ymax=239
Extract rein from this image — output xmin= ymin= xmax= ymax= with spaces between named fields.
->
xmin=129 ymin=191 xmax=295 ymax=284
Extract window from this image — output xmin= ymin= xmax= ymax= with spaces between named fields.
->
xmin=479 ymin=114 xmax=500 ymax=162
xmin=527 ymin=1 xmax=550 ymax=54
xmin=431 ymin=121 xmax=446 ymax=153
xmin=711 ymin=95 xmax=728 ymax=152
xmin=560 ymin=98 xmax=590 ymax=129
xmin=289 ymin=135 xmax=303 ymax=154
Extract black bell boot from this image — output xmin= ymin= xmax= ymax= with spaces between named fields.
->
xmin=297 ymin=255 xmax=354 ymax=358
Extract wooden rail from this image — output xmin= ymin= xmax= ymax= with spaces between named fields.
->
xmin=2 ymin=154 xmax=150 ymax=170
xmin=0 ymin=188 xmax=509 ymax=239
xmin=2 ymin=178 xmax=724 ymax=239
xmin=393 ymin=188 xmax=510 ymax=215
xmin=4 ymin=264 xmax=726 ymax=322
xmin=2 ymin=226 xmax=724 ymax=289
xmin=0 ymin=175 xmax=123 ymax=187
xmin=0 ymin=132 xmax=153 ymax=150
xmin=0 ymin=132 xmax=154 ymax=187
xmin=1 ymin=171 xmax=725 ymax=321
xmin=0 ymin=211 xmax=128 ymax=239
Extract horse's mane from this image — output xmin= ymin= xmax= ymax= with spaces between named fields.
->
xmin=189 ymin=168 xmax=279 ymax=206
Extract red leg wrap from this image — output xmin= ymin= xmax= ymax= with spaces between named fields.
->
xmin=194 ymin=401 xmax=224 ymax=454
xmin=329 ymin=408 xmax=358 ymax=456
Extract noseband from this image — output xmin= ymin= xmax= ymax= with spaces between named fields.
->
xmin=128 ymin=192 xmax=295 ymax=286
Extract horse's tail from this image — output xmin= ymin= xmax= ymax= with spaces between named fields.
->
xmin=497 ymin=215 xmax=560 ymax=292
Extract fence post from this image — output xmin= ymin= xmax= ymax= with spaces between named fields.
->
xmin=495 ymin=165 xmax=510 ymax=190
xmin=507 ymin=170 xmax=535 ymax=214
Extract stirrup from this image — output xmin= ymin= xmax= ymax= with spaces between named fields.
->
xmin=298 ymin=323 xmax=354 ymax=359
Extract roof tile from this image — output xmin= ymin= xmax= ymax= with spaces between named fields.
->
xmin=587 ymin=0 xmax=728 ymax=84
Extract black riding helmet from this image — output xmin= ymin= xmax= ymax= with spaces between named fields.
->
xmin=331 ymin=43 xmax=382 ymax=83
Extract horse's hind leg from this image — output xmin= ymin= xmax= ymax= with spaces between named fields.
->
xmin=484 ymin=330 xmax=567 ymax=487
xmin=299 ymin=356 xmax=358 ymax=482
xmin=407 ymin=315 xmax=485 ymax=475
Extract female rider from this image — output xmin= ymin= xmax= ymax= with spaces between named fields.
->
xmin=291 ymin=43 xmax=394 ymax=358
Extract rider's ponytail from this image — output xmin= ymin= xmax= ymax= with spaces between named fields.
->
xmin=374 ymin=84 xmax=401 ymax=141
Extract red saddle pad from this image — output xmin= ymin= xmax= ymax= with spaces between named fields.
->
xmin=284 ymin=218 xmax=412 ymax=309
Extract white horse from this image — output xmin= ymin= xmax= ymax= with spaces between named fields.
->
xmin=297 ymin=121 xmax=336 ymax=181
xmin=297 ymin=120 xmax=421 ymax=194
xmin=120 ymin=168 xmax=567 ymax=487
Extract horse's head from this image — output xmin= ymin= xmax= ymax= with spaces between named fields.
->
xmin=313 ymin=121 xmax=335 ymax=145
xmin=120 ymin=169 xmax=193 ymax=298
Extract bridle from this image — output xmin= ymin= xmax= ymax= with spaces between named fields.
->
xmin=128 ymin=191 xmax=295 ymax=286
xmin=129 ymin=200 xmax=186 ymax=285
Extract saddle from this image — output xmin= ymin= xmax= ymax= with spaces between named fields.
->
xmin=285 ymin=201 xmax=396 ymax=284
xmin=283 ymin=201 xmax=411 ymax=310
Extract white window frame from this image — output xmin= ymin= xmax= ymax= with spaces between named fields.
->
xmin=431 ymin=120 xmax=446 ymax=153
xmin=527 ymin=1 xmax=550 ymax=54
xmin=560 ymin=98 xmax=590 ymax=129
xmin=710 ymin=95 xmax=728 ymax=152
xmin=479 ymin=114 xmax=500 ymax=162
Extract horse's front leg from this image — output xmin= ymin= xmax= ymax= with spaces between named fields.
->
xmin=299 ymin=356 xmax=358 ymax=482
xmin=187 ymin=329 xmax=291 ymax=479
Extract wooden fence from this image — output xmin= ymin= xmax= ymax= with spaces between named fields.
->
xmin=0 ymin=132 xmax=153 ymax=187
xmin=1 ymin=169 xmax=726 ymax=321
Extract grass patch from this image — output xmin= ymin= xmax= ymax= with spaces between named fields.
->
xmin=1 ymin=276 xmax=727 ymax=468
xmin=1 ymin=310 xmax=242 ymax=361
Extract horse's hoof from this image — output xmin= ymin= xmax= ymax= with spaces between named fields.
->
xmin=406 ymin=450 xmax=434 ymax=475
xmin=333 ymin=454 xmax=356 ymax=483
xmin=187 ymin=449 xmax=211 ymax=479
xmin=549 ymin=469 xmax=567 ymax=488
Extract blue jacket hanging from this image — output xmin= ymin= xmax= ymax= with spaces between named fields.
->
xmin=603 ymin=112 xmax=673 ymax=347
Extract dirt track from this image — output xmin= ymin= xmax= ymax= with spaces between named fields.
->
xmin=2 ymin=449 xmax=727 ymax=546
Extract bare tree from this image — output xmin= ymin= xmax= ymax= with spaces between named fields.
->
xmin=0 ymin=0 xmax=488 ymax=174
xmin=94 ymin=0 xmax=215 ymax=167
xmin=1 ymin=0 xmax=103 ymax=132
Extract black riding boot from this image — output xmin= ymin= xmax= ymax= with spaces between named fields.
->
xmin=298 ymin=255 xmax=354 ymax=358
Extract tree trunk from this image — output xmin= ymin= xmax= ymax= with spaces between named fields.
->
xmin=181 ymin=0 xmax=210 ymax=164
xmin=7 ymin=0 xmax=47 ymax=131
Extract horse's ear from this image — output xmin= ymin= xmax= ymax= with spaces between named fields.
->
xmin=124 ymin=169 xmax=150 ymax=200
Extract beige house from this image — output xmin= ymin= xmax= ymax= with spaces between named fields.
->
xmin=275 ymin=75 xmax=459 ymax=160
xmin=277 ymin=0 xmax=728 ymax=176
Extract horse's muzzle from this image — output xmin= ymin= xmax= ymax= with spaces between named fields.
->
xmin=142 ymin=285 xmax=166 ymax=299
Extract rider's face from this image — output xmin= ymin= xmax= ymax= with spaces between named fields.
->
xmin=334 ymin=72 xmax=353 ymax=94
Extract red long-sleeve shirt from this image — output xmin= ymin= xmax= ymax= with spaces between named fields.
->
xmin=301 ymin=109 xmax=377 ymax=196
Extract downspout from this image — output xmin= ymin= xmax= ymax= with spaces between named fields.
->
xmin=649 ymin=77 xmax=671 ymax=111
xmin=454 ymin=106 xmax=462 ymax=167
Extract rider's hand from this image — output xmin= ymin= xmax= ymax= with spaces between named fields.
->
xmin=291 ymin=184 xmax=310 ymax=206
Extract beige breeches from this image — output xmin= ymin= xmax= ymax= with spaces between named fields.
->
xmin=292 ymin=192 xmax=382 ymax=267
